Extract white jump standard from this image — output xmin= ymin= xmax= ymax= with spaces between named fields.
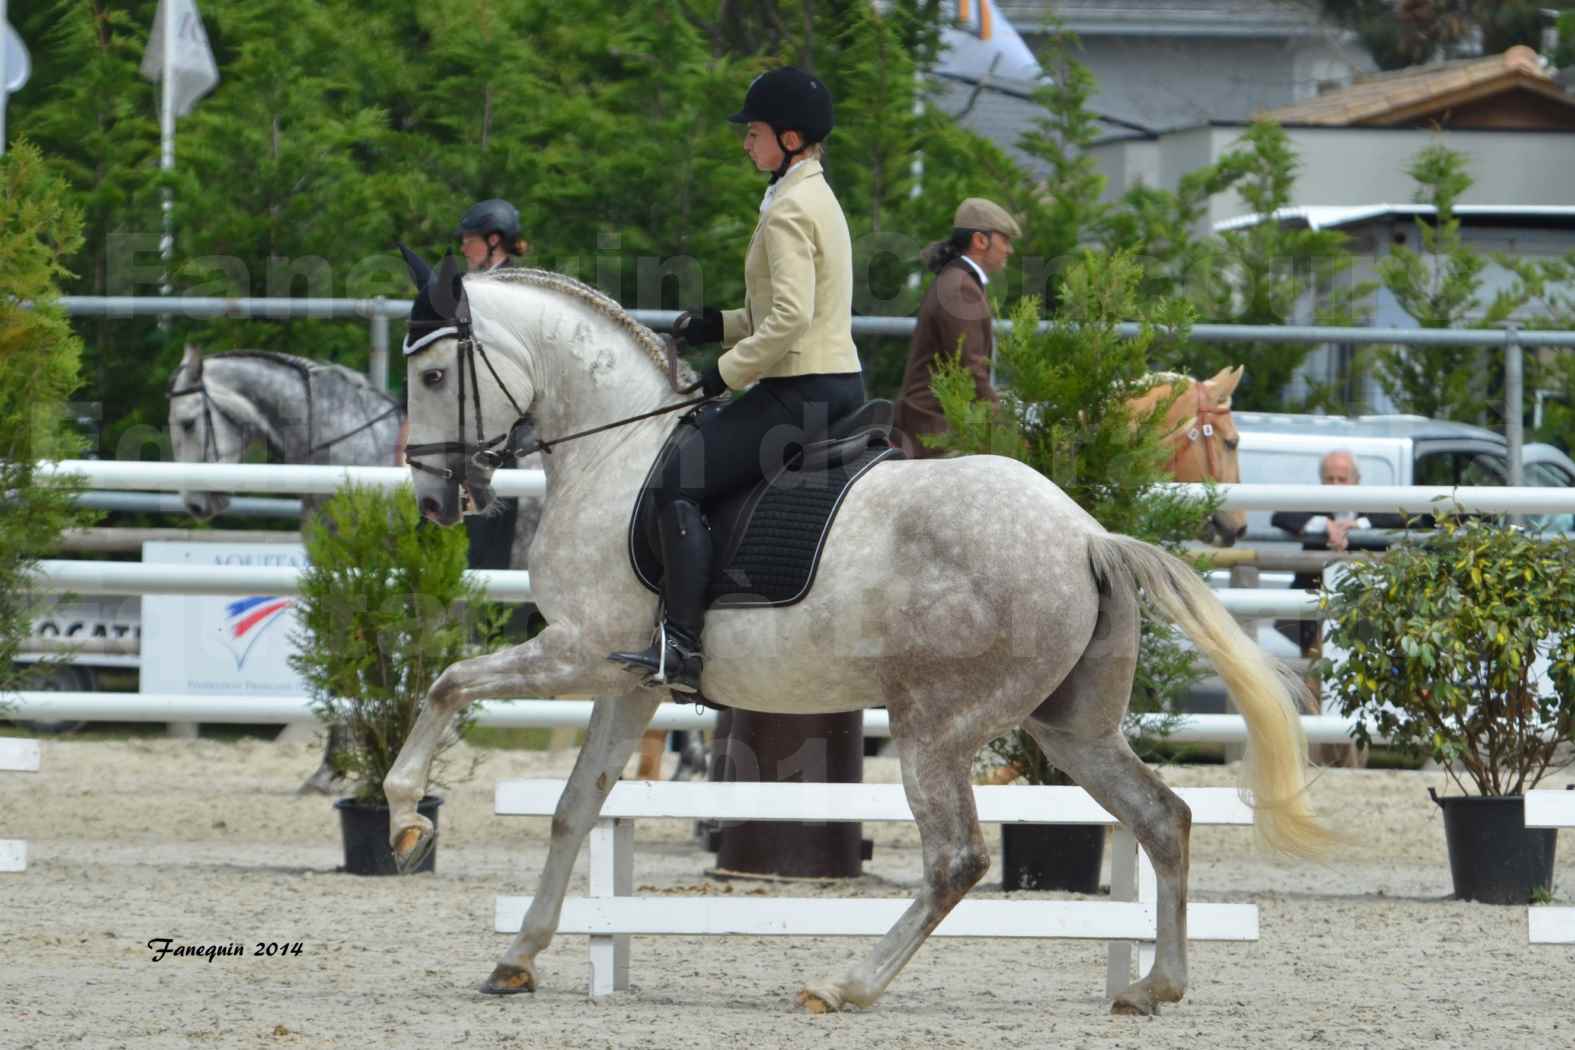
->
xmin=1525 ymin=790 xmax=1575 ymax=944
xmin=1 ymin=738 xmax=42 ymax=873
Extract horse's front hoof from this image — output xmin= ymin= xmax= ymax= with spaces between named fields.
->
xmin=1110 ymin=996 xmax=1157 ymax=1017
xmin=795 ymin=986 xmax=843 ymax=1014
xmin=391 ymin=825 xmax=435 ymax=875
xmin=480 ymin=963 xmax=536 ymax=995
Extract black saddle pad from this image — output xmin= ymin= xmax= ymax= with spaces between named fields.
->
xmin=628 ymin=399 xmax=903 ymax=609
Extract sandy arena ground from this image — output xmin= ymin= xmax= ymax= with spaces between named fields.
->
xmin=1 ymin=735 xmax=1572 ymax=1050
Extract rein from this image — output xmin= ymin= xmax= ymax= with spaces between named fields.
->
xmin=404 ymin=328 xmax=713 ymax=482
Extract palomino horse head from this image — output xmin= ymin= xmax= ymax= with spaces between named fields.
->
xmin=1128 ymin=365 xmax=1246 ymax=546
xmin=167 ymin=344 xmax=254 ymax=520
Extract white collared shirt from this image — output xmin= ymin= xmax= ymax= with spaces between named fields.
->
xmin=759 ymin=156 xmax=815 ymax=213
xmin=960 ymin=254 xmax=989 ymax=286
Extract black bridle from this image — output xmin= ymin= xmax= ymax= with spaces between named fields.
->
xmin=403 ymin=318 xmax=712 ymax=485
xmin=170 ymin=352 xmax=403 ymax=466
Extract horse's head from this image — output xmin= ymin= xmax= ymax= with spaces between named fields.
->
xmin=399 ymin=247 xmax=537 ymax=525
xmin=1132 ymin=365 xmax=1247 ymax=546
xmin=167 ymin=344 xmax=251 ymax=520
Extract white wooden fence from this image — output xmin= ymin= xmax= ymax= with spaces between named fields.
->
xmin=1 ymin=738 xmax=41 ymax=873
xmin=493 ymin=779 xmax=1258 ymax=998
xmin=1526 ymin=790 xmax=1575 ymax=945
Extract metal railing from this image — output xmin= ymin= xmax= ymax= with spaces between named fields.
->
xmin=51 ymin=296 xmax=1575 ymax=485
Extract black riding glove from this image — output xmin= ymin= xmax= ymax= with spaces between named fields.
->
xmin=675 ymin=306 xmax=724 ymax=345
xmin=699 ymin=363 xmax=728 ymax=397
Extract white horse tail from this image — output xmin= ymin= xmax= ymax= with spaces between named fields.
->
xmin=1085 ymin=532 xmax=1333 ymax=859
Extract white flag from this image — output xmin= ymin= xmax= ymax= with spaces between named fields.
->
xmin=936 ymin=0 xmax=1042 ymax=82
xmin=3 ymin=19 xmax=30 ymax=94
xmin=140 ymin=0 xmax=219 ymax=117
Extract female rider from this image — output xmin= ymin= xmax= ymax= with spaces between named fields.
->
xmin=609 ymin=67 xmax=864 ymax=693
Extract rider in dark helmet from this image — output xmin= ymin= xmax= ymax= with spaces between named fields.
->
xmin=608 ymin=67 xmax=863 ymax=694
xmin=456 ymin=198 xmax=528 ymax=273
xmin=453 ymin=199 xmax=529 ymax=571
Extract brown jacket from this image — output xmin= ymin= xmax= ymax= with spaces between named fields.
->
xmin=892 ymin=259 xmax=997 ymax=458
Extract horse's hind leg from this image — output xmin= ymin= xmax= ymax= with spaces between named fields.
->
xmin=485 ymin=690 xmax=659 ymax=994
xmin=797 ymin=710 xmax=990 ymax=1013
xmin=1023 ymin=616 xmax=1192 ymax=1016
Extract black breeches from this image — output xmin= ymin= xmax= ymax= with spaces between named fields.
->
xmin=655 ymin=372 xmax=865 ymax=512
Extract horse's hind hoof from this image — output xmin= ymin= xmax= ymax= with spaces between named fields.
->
xmin=391 ymin=825 xmax=436 ymax=874
xmin=480 ymin=963 xmax=536 ymax=995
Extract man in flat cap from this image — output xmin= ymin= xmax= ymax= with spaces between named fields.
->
xmin=892 ymin=197 xmax=1020 ymax=458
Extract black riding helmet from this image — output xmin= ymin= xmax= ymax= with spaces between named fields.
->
xmin=729 ymin=67 xmax=834 ymax=181
xmin=455 ymin=198 xmax=521 ymax=245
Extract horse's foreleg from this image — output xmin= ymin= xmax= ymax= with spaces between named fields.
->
xmin=384 ymin=623 xmax=605 ymax=872
xmin=484 ymin=691 xmax=660 ymax=995
xmin=798 ymin=716 xmax=989 ymax=1012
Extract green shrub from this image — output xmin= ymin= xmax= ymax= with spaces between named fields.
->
xmin=290 ymin=482 xmax=505 ymax=802
xmin=1322 ymin=515 xmax=1575 ymax=796
xmin=0 ymin=140 xmax=95 ymax=703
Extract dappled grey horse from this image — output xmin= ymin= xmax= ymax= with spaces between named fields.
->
xmin=385 ymin=268 xmax=1331 ymax=1016
xmin=166 ymin=346 xmax=542 ymax=791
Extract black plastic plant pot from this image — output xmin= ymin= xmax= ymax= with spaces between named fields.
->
xmin=1431 ymin=790 xmax=1557 ymax=905
xmin=334 ymin=795 xmax=442 ymax=876
xmin=1001 ymin=822 xmax=1106 ymax=893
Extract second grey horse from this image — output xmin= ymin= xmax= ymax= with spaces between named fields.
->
xmin=166 ymin=345 xmax=540 ymax=791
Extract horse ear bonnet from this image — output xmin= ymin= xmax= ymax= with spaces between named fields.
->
xmin=400 ymin=245 xmax=469 ymax=356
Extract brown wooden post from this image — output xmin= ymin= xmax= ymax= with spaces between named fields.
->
xmin=710 ymin=710 xmax=866 ymax=878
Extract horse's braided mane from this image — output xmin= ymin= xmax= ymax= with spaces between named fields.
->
xmin=1139 ymin=371 xmax=1197 ymax=392
xmin=477 ymin=268 xmax=669 ymax=374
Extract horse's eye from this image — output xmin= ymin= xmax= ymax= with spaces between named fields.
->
xmin=180 ymin=419 xmax=196 ymax=433
xmin=1225 ymin=437 xmax=1239 ymax=451
xmin=422 ymin=369 xmax=445 ymax=389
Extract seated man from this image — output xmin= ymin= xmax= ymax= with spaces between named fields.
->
xmin=1271 ymin=448 xmax=1406 ymax=654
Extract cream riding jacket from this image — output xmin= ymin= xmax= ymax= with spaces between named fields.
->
xmin=717 ymin=159 xmax=861 ymax=390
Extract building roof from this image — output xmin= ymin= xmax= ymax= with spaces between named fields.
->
xmin=1256 ymin=45 xmax=1575 ymax=127
xmin=1215 ymin=204 xmax=1575 ymax=233
xmin=999 ymin=1 xmax=1336 ymax=37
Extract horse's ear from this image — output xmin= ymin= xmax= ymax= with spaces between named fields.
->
xmin=1209 ymin=364 xmax=1245 ymax=401
xmin=181 ymin=343 xmax=203 ymax=381
xmin=398 ymin=242 xmax=434 ymax=291
xmin=428 ymin=251 xmax=467 ymax=321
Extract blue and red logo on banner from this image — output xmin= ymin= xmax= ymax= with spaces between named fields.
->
xmin=218 ymin=595 xmax=293 ymax=669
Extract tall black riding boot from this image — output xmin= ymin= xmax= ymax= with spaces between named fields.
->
xmin=608 ymin=499 xmax=712 ymax=692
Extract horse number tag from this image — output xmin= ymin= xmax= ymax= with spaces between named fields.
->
xmin=1187 ymin=428 xmax=1200 ymax=442
xmin=1202 ymin=424 xmax=1214 ymax=437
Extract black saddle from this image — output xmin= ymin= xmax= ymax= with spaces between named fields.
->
xmin=629 ymin=399 xmax=903 ymax=608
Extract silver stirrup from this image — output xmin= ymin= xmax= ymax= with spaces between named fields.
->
xmin=643 ymin=621 xmax=672 ymax=688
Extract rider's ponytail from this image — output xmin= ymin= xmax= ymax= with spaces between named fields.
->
xmin=919 ymin=228 xmax=976 ymax=274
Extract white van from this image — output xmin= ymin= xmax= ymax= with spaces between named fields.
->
xmin=1233 ymin=412 xmax=1575 ymax=537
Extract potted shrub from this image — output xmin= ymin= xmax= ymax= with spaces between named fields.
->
xmin=1323 ymin=514 xmax=1575 ymax=904
xmin=290 ymin=482 xmax=502 ymax=876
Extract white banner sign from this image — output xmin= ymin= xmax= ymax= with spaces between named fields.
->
xmin=139 ymin=541 xmax=309 ymax=696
